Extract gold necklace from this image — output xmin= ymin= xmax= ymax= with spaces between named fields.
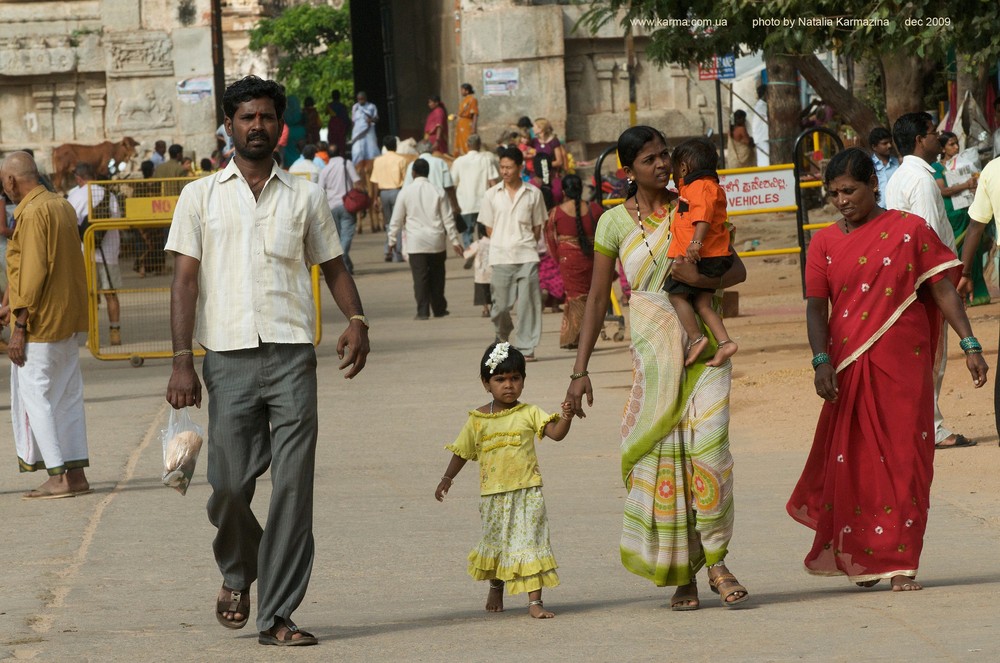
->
xmin=632 ymin=194 xmax=658 ymax=266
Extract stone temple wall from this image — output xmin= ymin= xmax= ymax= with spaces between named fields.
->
xmin=0 ymin=0 xmax=218 ymax=175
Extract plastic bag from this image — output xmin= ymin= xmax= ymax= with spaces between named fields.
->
xmin=161 ymin=407 xmax=205 ymax=496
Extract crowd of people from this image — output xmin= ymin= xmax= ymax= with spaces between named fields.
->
xmin=3 ymin=72 xmax=1000 ymax=648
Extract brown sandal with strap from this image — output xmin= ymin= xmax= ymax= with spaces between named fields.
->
xmin=708 ymin=571 xmax=750 ymax=608
xmin=216 ymin=586 xmax=250 ymax=629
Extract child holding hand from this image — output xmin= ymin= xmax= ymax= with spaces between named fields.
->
xmin=435 ymin=341 xmax=573 ymax=619
xmin=662 ymin=138 xmax=738 ymax=367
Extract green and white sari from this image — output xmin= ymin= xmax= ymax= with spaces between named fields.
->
xmin=594 ymin=203 xmax=735 ymax=587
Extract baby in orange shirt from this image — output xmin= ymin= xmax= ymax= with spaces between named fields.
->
xmin=663 ymin=138 xmax=738 ymax=367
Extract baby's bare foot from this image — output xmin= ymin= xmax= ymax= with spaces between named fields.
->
xmin=685 ymin=335 xmax=709 ymax=366
xmin=706 ymin=340 xmax=737 ymax=367
xmin=486 ymin=581 xmax=504 ymax=612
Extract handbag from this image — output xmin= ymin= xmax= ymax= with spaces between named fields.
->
xmin=341 ymin=159 xmax=370 ymax=214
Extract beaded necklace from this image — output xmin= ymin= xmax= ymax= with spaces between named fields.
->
xmin=631 ymin=193 xmax=659 ymax=266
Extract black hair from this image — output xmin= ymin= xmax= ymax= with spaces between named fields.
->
xmin=498 ymin=146 xmax=523 ymax=166
xmin=304 ymin=96 xmax=315 ymax=107
xmin=412 ymin=158 xmax=430 ymax=178
xmin=671 ymin=137 xmax=718 ymax=175
xmin=301 ymin=144 xmax=317 ymax=159
xmin=429 ymin=94 xmax=445 ymax=113
xmin=168 ymin=144 xmax=183 ymax=159
xmin=331 ymin=90 xmax=341 ymax=101
xmin=74 ymin=162 xmax=96 ymax=179
xmin=562 ymin=174 xmax=593 ymax=256
xmin=480 ymin=342 xmax=526 ymax=382
xmin=383 ymin=135 xmax=397 ymax=151
xmin=824 ymin=147 xmax=876 ymax=186
xmin=140 ymin=160 xmax=155 ymax=178
xmin=892 ymin=111 xmax=932 ymax=157
xmin=868 ymin=127 xmax=892 ymax=146
xmin=200 ymin=158 xmax=213 ymax=171
xmin=939 ymin=130 xmax=958 ymax=147
xmin=617 ymin=125 xmax=668 ymax=199
xmin=733 ymin=109 xmax=747 ymax=123
xmin=461 ymin=83 xmax=475 ymax=95
xmin=222 ymin=75 xmax=287 ymax=121
xmin=517 ymin=116 xmax=533 ymax=129
xmin=757 ymin=84 xmax=767 ymax=100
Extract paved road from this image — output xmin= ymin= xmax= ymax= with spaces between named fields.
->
xmin=0 ymin=231 xmax=997 ymax=662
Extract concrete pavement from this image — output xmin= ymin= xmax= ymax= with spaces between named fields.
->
xmin=0 ymin=229 xmax=998 ymax=662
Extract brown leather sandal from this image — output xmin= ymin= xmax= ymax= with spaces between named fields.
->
xmin=708 ymin=571 xmax=750 ymax=608
xmin=216 ymin=586 xmax=250 ymax=629
xmin=258 ymin=619 xmax=318 ymax=646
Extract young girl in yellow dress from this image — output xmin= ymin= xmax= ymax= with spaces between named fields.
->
xmin=435 ymin=342 xmax=573 ymax=618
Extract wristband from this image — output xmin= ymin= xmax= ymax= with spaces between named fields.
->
xmin=440 ymin=476 xmax=453 ymax=484
xmin=570 ymin=370 xmax=589 ymax=380
xmin=811 ymin=353 xmax=831 ymax=369
xmin=172 ymin=349 xmax=193 ymax=358
xmin=959 ymin=336 xmax=983 ymax=354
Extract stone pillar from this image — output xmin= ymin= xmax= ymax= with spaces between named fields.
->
xmin=31 ymin=85 xmax=56 ymax=142
xmin=55 ymin=83 xmax=77 ymax=142
xmin=594 ymin=56 xmax=617 ymax=113
xmin=86 ymin=86 xmax=107 ymax=137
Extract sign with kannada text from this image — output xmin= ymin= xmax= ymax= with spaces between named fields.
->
xmin=718 ymin=167 xmax=796 ymax=212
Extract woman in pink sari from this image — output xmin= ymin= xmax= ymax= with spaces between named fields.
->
xmin=788 ymin=148 xmax=989 ymax=592
xmin=424 ymin=95 xmax=448 ymax=154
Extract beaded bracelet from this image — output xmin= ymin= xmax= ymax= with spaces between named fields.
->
xmin=811 ymin=353 xmax=831 ymax=369
xmin=570 ymin=370 xmax=589 ymax=380
xmin=959 ymin=336 xmax=983 ymax=354
xmin=173 ymin=349 xmax=194 ymax=358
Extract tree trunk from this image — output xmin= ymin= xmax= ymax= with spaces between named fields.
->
xmin=880 ymin=51 xmax=926 ymax=125
xmin=791 ymin=53 xmax=881 ymax=149
xmin=764 ymin=53 xmax=799 ymax=164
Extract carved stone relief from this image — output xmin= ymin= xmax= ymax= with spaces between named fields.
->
xmin=0 ymin=36 xmax=75 ymax=76
xmin=111 ymin=86 xmax=175 ymax=130
xmin=106 ymin=32 xmax=173 ymax=79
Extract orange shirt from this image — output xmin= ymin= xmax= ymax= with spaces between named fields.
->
xmin=668 ymin=175 xmax=731 ymax=258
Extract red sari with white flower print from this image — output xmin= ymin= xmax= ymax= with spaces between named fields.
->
xmin=787 ymin=209 xmax=961 ymax=582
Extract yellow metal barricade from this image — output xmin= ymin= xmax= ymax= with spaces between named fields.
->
xmin=83 ymin=177 xmax=324 ymax=366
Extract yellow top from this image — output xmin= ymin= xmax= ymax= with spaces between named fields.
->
xmin=8 ymin=186 xmax=88 ymax=341
xmin=369 ymin=150 xmax=409 ymax=190
xmin=446 ymin=403 xmax=560 ymax=496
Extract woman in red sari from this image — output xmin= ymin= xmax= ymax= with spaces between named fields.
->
xmin=424 ymin=95 xmax=449 ymax=154
xmin=545 ymin=174 xmax=602 ymax=348
xmin=788 ymin=148 xmax=989 ymax=591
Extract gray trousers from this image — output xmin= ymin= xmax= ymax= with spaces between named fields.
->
xmin=203 ymin=342 xmax=318 ymax=632
xmin=490 ymin=261 xmax=542 ymax=355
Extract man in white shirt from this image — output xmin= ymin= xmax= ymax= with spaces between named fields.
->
xmin=957 ymin=154 xmax=1000 ymax=438
xmin=405 ymin=140 xmax=462 ymax=220
xmin=165 ymin=76 xmax=369 ymax=646
xmin=388 ymin=158 xmax=463 ymax=319
xmin=318 ymin=144 xmax=361 ymax=274
xmin=66 ymin=162 xmax=123 ymax=345
xmin=288 ymin=144 xmax=321 ymax=183
xmin=450 ymin=134 xmax=499 ymax=247
xmin=479 ymin=147 xmax=548 ymax=360
xmin=886 ymin=111 xmax=970 ymax=449
xmin=752 ymin=84 xmax=770 ymax=167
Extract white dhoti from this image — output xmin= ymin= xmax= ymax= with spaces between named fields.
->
xmin=12 ymin=334 xmax=88 ymax=474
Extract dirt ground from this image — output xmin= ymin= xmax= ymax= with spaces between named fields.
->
xmin=726 ymin=208 xmax=1000 ymax=528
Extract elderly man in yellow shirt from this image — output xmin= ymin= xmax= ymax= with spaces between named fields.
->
xmin=0 ymin=151 xmax=90 ymax=499
xmin=369 ymin=135 xmax=410 ymax=262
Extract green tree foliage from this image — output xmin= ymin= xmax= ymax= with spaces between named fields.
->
xmin=249 ymin=3 xmax=353 ymax=107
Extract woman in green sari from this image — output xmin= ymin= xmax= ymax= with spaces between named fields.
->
xmin=565 ymin=127 xmax=749 ymax=610
xmin=934 ymin=131 xmax=992 ymax=305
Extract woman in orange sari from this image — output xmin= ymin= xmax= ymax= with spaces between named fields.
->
xmin=454 ymin=83 xmax=478 ymax=156
xmin=788 ymin=148 xmax=989 ymax=592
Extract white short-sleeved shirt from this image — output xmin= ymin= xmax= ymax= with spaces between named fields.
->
xmin=165 ymin=159 xmax=342 ymax=351
xmin=404 ymin=152 xmax=454 ymax=191
xmin=451 ymin=150 xmax=499 ymax=215
xmin=968 ymin=156 xmax=1000 ymax=236
xmin=478 ymin=181 xmax=547 ymax=266
xmin=885 ymin=155 xmax=955 ymax=252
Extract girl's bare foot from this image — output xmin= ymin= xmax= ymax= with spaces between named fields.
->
xmin=685 ymin=334 xmax=708 ymax=366
xmin=891 ymin=575 xmax=922 ymax=592
xmin=486 ymin=580 xmax=504 ymax=612
xmin=706 ymin=340 xmax=738 ymax=367
xmin=528 ymin=600 xmax=554 ymax=619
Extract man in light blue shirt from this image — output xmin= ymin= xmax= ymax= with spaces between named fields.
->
xmin=869 ymin=127 xmax=898 ymax=207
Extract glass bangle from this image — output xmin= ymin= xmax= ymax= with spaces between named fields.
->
xmin=811 ymin=353 xmax=831 ymax=369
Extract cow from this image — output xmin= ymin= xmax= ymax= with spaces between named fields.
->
xmin=51 ymin=137 xmax=140 ymax=191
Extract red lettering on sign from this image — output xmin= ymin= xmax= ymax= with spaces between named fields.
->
xmin=151 ymin=199 xmax=174 ymax=214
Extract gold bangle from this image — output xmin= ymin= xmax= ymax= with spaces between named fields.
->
xmin=570 ymin=370 xmax=589 ymax=380
xmin=440 ymin=476 xmax=453 ymax=483
xmin=172 ymin=349 xmax=193 ymax=358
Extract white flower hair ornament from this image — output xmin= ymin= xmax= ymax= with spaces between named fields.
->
xmin=485 ymin=342 xmax=510 ymax=374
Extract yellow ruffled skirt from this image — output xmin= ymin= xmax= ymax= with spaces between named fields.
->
xmin=468 ymin=486 xmax=559 ymax=595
